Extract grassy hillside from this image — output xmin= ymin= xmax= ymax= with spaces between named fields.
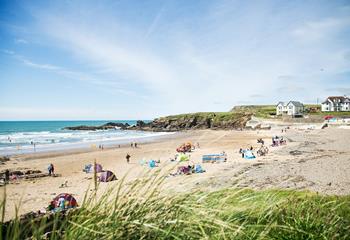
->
xmin=2 ymin=175 xmax=350 ymax=239
xmin=158 ymin=111 xmax=248 ymax=121
xmin=231 ymin=105 xmax=276 ymax=118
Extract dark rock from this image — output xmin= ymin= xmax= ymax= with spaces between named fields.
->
xmin=64 ymin=122 xmax=129 ymax=131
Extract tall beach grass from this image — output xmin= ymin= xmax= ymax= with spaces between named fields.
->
xmin=1 ymin=170 xmax=350 ymax=239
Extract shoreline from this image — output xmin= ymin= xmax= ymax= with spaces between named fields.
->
xmin=0 ymin=130 xmax=177 ymax=157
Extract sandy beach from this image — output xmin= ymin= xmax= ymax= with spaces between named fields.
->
xmin=1 ymin=124 xmax=350 ymax=220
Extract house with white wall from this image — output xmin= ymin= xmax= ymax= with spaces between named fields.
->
xmin=276 ymin=101 xmax=304 ymax=116
xmin=321 ymin=96 xmax=350 ymax=112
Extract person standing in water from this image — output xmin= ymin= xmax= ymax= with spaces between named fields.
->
xmin=126 ymin=153 xmax=131 ymax=164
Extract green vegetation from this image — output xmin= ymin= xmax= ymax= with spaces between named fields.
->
xmin=2 ymin=173 xmax=350 ymax=239
xmin=159 ymin=111 xmax=248 ymax=121
xmin=231 ymin=105 xmax=277 ymax=118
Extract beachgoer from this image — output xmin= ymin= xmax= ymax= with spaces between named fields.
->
xmin=126 ymin=153 xmax=131 ymax=164
xmin=239 ymin=148 xmax=242 ymax=154
xmin=58 ymin=197 xmax=65 ymax=210
xmin=241 ymin=151 xmax=244 ymax=158
xmin=51 ymin=164 xmax=55 ymax=175
xmin=131 ymin=142 xmax=133 ymax=148
xmin=4 ymin=169 xmax=10 ymax=184
xmin=250 ymin=146 xmax=253 ymax=151
xmin=48 ymin=164 xmax=52 ymax=176
xmin=135 ymin=142 xmax=137 ymax=148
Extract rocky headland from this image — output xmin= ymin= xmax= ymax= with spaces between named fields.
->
xmin=64 ymin=112 xmax=252 ymax=132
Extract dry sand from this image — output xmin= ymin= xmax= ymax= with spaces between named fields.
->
xmin=1 ymin=125 xmax=350 ymax=220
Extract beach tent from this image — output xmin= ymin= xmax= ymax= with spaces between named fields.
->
xmin=195 ymin=164 xmax=205 ymax=173
xmin=177 ymin=166 xmax=191 ymax=175
xmin=99 ymin=170 xmax=117 ymax=182
xmin=49 ymin=193 xmax=78 ymax=211
xmin=84 ymin=163 xmax=103 ymax=173
xmin=202 ymin=153 xmax=227 ymax=163
xmin=149 ymin=160 xmax=157 ymax=168
xmin=178 ymin=154 xmax=190 ymax=162
xmin=243 ymin=150 xmax=256 ymax=159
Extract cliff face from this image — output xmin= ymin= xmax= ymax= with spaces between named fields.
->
xmin=129 ymin=112 xmax=252 ymax=132
xmin=64 ymin=113 xmax=252 ymax=132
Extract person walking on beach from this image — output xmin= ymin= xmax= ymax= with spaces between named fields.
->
xmin=134 ymin=142 xmax=137 ymax=148
xmin=131 ymin=142 xmax=134 ymax=148
xmin=48 ymin=163 xmax=54 ymax=176
xmin=4 ymin=169 xmax=10 ymax=184
xmin=126 ymin=153 xmax=131 ymax=164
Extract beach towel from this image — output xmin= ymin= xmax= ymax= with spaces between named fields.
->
xmin=178 ymin=154 xmax=190 ymax=162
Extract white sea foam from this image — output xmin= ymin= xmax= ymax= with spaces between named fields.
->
xmin=0 ymin=129 xmax=174 ymax=155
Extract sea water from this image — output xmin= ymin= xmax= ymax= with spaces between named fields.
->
xmin=0 ymin=121 xmax=172 ymax=155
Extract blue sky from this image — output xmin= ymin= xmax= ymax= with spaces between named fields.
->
xmin=0 ymin=0 xmax=350 ymax=120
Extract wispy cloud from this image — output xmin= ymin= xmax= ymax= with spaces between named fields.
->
xmin=2 ymin=1 xmax=350 ymax=119
xmin=14 ymin=38 xmax=28 ymax=44
xmin=291 ymin=17 xmax=350 ymax=42
xmin=2 ymin=49 xmax=137 ymax=96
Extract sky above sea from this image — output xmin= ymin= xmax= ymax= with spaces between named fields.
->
xmin=0 ymin=0 xmax=350 ymax=120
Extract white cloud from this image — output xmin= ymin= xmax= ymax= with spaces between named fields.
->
xmin=14 ymin=38 xmax=28 ymax=44
xmin=3 ymin=1 xmax=349 ymax=119
xmin=291 ymin=17 xmax=350 ymax=42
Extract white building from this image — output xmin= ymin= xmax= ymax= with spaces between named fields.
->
xmin=321 ymin=96 xmax=350 ymax=112
xmin=276 ymin=101 xmax=304 ymax=116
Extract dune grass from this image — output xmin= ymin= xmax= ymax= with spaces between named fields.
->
xmin=1 ymin=171 xmax=350 ymax=239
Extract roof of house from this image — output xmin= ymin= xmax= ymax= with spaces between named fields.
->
xmin=287 ymin=101 xmax=304 ymax=107
xmin=276 ymin=101 xmax=285 ymax=106
xmin=322 ymin=96 xmax=350 ymax=104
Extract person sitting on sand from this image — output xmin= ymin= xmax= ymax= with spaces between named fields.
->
xmin=126 ymin=153 xmax=131 ymax=164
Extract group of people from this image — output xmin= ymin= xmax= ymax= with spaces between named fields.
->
xmin=272 ymin=136 xmax=286 ymax=146
xmin=130 ymin=142 xmax=138 ymax=148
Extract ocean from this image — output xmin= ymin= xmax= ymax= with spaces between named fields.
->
xmin=0 ymin=121 xmax=172 ymax=155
